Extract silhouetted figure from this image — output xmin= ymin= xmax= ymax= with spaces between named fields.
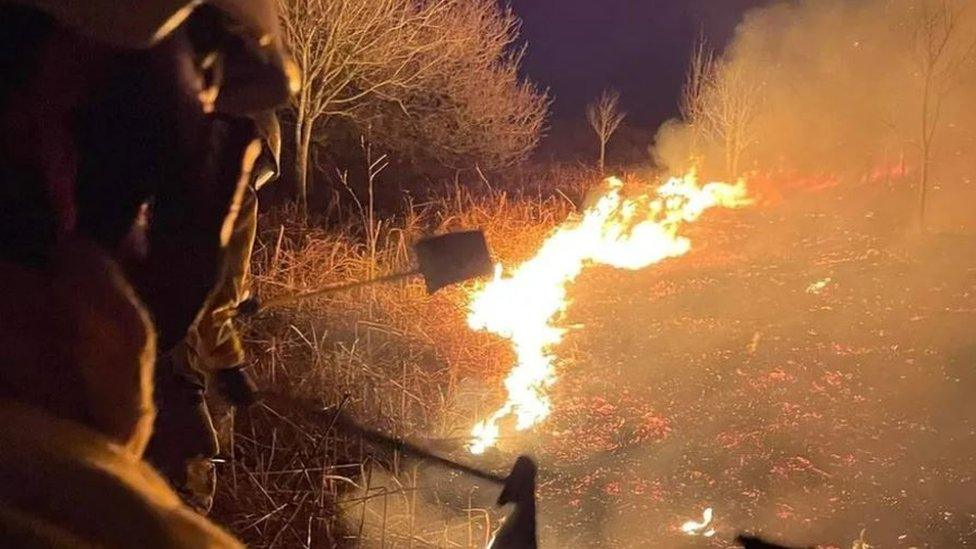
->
xmin=0 ymin=0 xmax=295 ymax=545
xmin=491 ymin=456 xmax=538 ymax=549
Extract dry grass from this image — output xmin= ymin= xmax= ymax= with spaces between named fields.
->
xmin=210 ymin=164 xmax=598 ymax=547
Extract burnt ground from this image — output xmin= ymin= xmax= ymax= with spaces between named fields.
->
xmin=473 ymin=185 xmax=976 ymax=548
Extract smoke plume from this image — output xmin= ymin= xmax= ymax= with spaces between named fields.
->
xmin=654 ymin=0 xmax=976 ymax=229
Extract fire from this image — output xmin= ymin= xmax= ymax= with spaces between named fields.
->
xmin=681 ymin=507 xmax=716 ymax=537
xmin=466 ymin=172 xmax=750 ymax=454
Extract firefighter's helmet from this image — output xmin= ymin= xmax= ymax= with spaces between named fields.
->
xmin=8 ymin=0 xmax=299 ymax=115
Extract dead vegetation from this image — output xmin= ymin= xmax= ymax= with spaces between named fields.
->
xmin=278 ymin=0 xmax=549 ymax=212
xmin=210 ymin=165 xmax=595 ymax=547
xmin=211 ymin=166 xmax=976 ymax=547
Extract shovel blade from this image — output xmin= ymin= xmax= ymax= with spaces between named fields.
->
xmin=415 ymin=230 xmax=494 ymax=294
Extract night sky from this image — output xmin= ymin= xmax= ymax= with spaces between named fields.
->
xmin=511 ymin=0 xmax=770 ymax=154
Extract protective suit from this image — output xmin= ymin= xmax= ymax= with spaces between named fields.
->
xmin=0 ymin=402 xmax=241 ymax=548
xmin=191 ymin=185 xmax=258 ymax=381
xmin=0 ymin=0 xmax=297 ymax=545
xmin=147 ymin=112 xmax=280 ymax=512
xmin=193 ymin=111 xmax=280 ymax=384
xmin=0 ymin=242 xmax=242 ymax=548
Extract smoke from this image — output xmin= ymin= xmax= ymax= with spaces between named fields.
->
xmin=338 ymin=462 xmax=504 ymax=547
xmin=509 ymin=2 xmax=976 ymax=546
xmin=347 ymin=4 xmax=976 ymax=547
xmin=653 ymin=0 xmax=976 ymax=229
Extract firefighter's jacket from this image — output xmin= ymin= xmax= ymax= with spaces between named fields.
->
xmin=0 ymin=400 xmax=242 ymax=548
xmin=182 ymin=186 xmax=258 ymax=379
xmin=0 ymin=243 xmax=243 ymax=547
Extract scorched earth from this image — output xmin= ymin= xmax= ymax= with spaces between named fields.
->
xmin=475 ymin=182 xmax=976 ymax=548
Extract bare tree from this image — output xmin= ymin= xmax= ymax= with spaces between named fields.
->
xmin=676 ymin=32 xmax=765 ymax=180
xmin=702 ymin=59 xmax=764 ymax=180
xmin=278 ymin=0 xmax=444 ymax=212
xmin=908 ymin=0 xmax=976 ymax=230
xmin=586 ymin=89 xmax=626 ymax=173
xmin=679 ymin=37 xmax=716 ymax=164
xmin=361 ymin=2 xmax=549 ymax=172
xmin=278 ymin=0 xmax=548 ymax=212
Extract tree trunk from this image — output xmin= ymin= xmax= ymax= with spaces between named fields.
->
xmin=917 ymin=72 xmax=932 ymax=233
xmin=689 ymin=123 xmax=701 ymax=169
xmin=730 ymin=144 xmax=740 ymax=181
xmin=598 ymin=138 xmax=606 ymax=174
xmin=917 ymin=143 xmax=929 ymax=232
xmin=725 ymin=134 xmax=735 ymax=181
xmin=295 ymin=119 xmax=314 ymax=218
xmin=294 ymin=109 xmax=308 ymax=216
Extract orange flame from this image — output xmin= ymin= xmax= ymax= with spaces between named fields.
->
xmin=466 ymin=172 xmax=750 ymax=454
xmin=681 ymin=507 xmax=716 ymax=537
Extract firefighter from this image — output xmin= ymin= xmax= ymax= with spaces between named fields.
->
xmin=0 ymin=0 xmax=296 ymax=545
xmin=146 ymin=111 xmax=281 ymax=513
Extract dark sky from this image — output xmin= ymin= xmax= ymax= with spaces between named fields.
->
xmin=511 ymin=0 xmax=770 ymax=129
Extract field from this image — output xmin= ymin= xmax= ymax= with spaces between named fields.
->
xmin=211 ymin=172 xmax=976 ymax=548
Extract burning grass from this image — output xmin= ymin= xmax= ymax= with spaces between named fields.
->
xmin=210 ymin=165 xmax=589 ymax=547
xmin=466 ymin=172 xmax=750 ymax=454
xmin=211 ymin=168 xmax=976 ymax=548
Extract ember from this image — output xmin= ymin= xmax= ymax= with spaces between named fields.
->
xmin=805 ymin=277 xmax=832 ymax=294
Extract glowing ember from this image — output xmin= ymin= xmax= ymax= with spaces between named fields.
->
xmin=466 ymin=172 xmax=750 ymax=454
xmin=681 ymin=507 xmax=716 ymax=537
xmin=805 ymin=277 xmax=832 ymax=294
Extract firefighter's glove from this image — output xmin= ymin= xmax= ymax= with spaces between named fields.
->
xmin=215 ymin=365 xmax=260 ymax=408
xmin=237 ymin=297 xmax=260 ymax=317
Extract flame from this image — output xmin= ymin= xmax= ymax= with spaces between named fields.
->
xmin=466 ymin=172 xmax=750 ymax=454
xmin=681 ymin=507 xmax=716 ymax=537
xmin=805 ymin=277 xmax=832 ymax=294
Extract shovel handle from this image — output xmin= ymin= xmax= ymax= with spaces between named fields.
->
xmin=260 ymin=391 xmax=507 ymax=485
xmin=239 ymin=269 xmax=420 ymax=316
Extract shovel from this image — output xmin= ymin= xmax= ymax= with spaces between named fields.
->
xmin=238 ymin=230 xmax=494 ymax=316
xmin=260 ymin=391 xmax=518 ymax=487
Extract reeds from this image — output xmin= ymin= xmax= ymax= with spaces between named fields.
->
xmin=211 ymin=164 xmax=598 ymax=547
